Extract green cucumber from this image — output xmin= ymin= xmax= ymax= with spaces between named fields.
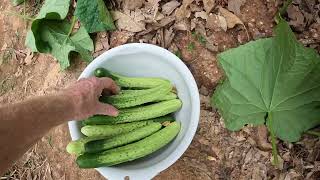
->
xmin=154 ymin=92 xmax=177 ymax=102
xmin=94 ymin=68 xmax=169 ymax=88
xmin=76 ymin=122 xmax=181 ymax=168
xmin=66 ymin=136 xmax=106 ymax=156
xmin=100 ymin=82 xmax=172 ymax=108
xmin=85 ymin=122 xmax=162 ymax=153
xmin=83 ymin=99 xmax=182 ymax=125
xmin=81 ymin=121 xmax=149 ymax=137
xmin=81 ymin=116 xmax=174 ymax=137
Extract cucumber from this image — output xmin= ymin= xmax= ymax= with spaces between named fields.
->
xmin=83 ymin=99 xmax=182 ymax=125
xmin=154 ymin=92 xmax=177 ymax=102
xmin=100 ymin=82 xmax=172 ymax=108
xmin=66 ymin=136 xmax=106 ymax=156
xmin=94 ymin=68 xmax=169 ymax=88
xmin=76 ymin=122 xmax=181 ymax=168
xmin=85 ymin=122 xmax=162 ymax=153
xmin=81 ymin=121 xmax=150 ymax=137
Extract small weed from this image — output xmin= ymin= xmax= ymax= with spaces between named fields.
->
xmin=187 ymin=42 xmax=195 ymax=51
xmin=197 ymin=35 xmax=207 ymax=45
xmin=192 ymin=31 xmax=207 ymax=45
xmin=174 ymin=50 xmax=182 ymax=59
xmin=0 ymin=77 xmax=15 ymax=96
xmin=47 ymin=136 xmax=53 ymax=148
xmin=0 ymin=49 xmax=14 ymax=65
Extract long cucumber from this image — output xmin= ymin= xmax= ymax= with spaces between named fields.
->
xmin=66 ymin=136 xmax=106 ymax=156
xmin=81 ymin=115 xmax=174 ymax=137
xmin=94 ymin=68 xmax=169 ymax=88
xmin=154 ymin=92 xmax=177 ymax=102
xmin=76 ymin=122 xmax=181 ymax=168
xmin=100 ymin=82 xmax=172 ymax=108
xmin=83 ymin=99 xmax=182 ymax=125
xmin=81 ymin=121 xmax=151 ymax=137
xmin=84 ymin=122 xmax=162 ymax=153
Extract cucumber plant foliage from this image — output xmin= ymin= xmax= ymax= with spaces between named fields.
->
xmin=211 ymin=19 xmax=320 ymax=143
xmin=25 ymin=0 xmax=115 ymax=70
xmin=75 ymin=0 xmax=116 ymax=33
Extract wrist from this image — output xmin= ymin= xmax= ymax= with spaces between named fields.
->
xmin=59 ymin=90 xmax=82 ymax=121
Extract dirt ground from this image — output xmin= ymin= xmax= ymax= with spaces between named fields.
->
xmin=0 ymin=0 xmax=320 ymax=179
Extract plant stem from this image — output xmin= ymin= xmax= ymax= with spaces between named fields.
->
xmin=306 ymin=130 xmax=320 ymax=137
xmin=67 ymin=16 xmax=77 ymax=38
xmin=63 ymin=16 xmax=77 ymax=44
xmin=275 ymin=0 xmax=293 ymax=23
xmin=268 ymin=113 xmax=279 ymax=166
xmin=279 ymin=0 xmax=293 ymax=16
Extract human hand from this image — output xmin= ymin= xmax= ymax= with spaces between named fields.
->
xmin=64 ymin=77 xmax=120 ymax=120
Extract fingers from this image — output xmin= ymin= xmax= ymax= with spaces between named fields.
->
xmin=96 ymin=103 xmax=119 ymax=117
xmin=98 ymin=77 xmax=120 ymax=95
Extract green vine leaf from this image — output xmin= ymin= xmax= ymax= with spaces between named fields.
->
xmin=25 ymin=0 xmax=94 ymax=70
xmin=211 ymin=19 xmax=320 ymax=142
xmin=75 ymin=0 xmax=115 ymax=33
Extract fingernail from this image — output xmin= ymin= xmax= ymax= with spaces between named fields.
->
xmin=112 ymin=109 xmax=119 ymax=116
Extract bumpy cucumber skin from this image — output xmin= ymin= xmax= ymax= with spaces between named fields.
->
xmin=83 ymin=99 xmax=182 ymax=125
xmin=76 ymin=122 xmax=181 ymax=168
xmin=66 ymin=136 xmax=106 ymax=156
xmin=94 ymin=67 xmax=169 ymax=88
xmin=85 ymin=122 xmax=162 ymax=153
xmin=100 ymin=82 xmax=172 ymax=108
xmin=81 ymin=121 xmax=152 ymax=137
xmin=154 ymin=92 xmax=177 ymax=102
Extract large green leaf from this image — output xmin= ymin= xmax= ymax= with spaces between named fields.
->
xmin=40 ymin=21 xmax=93 ymax=70
xmin=25 ymin=0 xmax=71 ymax=52
xmin=25 ymin=0 xmax=94 ymax=69
xmin=75 ymin=0 xmax=115 ymax=33
xmin=212 ymin=19 xmax=320 ymax=142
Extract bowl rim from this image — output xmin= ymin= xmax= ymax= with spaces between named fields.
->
xmin=68 ymin=43 xmax=200 ymax=179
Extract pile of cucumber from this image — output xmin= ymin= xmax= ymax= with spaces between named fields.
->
xmin=67 ymin=68 xmax=182 ymax=168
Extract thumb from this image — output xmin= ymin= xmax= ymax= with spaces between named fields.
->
xmin=96 ymin=103 xmax=119 ymax=117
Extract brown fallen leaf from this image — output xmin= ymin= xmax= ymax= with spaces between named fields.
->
xmin=287 ymin=4 xmax=305 ymax=32
xmin=110 ymin=31 xmax=135 ymax=48
xmin=164 ymin=27 xmax=175 ymax=48
xmin=143 ymin=11 xmax=165 ymax=23
xmin=123 ymin=0 xmax=144 ymax=10
xmin=195 ymin=11 xmax=208 ymax=20
xmin=190 ymin=3 xmax=202 ymax=12
xmin=206 ymin=14 xmax=227 ymax=31
xmin=162 ymin=0 xmax=181 ymax=15
xmin=112 ymin=10 xmax=146 ymax=32
xmin=175 ymin=0 xmax=194 ymax=21
xmin=136 ymin=16 xmax=176 ymax=36
xmin=219 ymin=7 xmax=243 ymax=29
xmin=227 ymin=0 xmax=246 ymax=16
xmin=203 ymin=0 xmax=215 ymax=13
xmin=174 ymin=19 xmax=191 ymax=31
xmin=253 ymin=125 xmax=272 ymax=151
xmin=145 ymin=0 xmax=161 ymax=19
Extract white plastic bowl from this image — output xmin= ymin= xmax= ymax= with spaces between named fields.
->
xmin=68 ymin=43 xmax=200 ymax=180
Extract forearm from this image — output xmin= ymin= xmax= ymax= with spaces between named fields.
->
xmin=0 ymin=77 xmax=119 ymax=174
xmin=0 ymin=93 xmax=76 ymax=174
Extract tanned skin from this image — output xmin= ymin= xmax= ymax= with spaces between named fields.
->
xmin=0 ymin=77 xmax=120 ymax=174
